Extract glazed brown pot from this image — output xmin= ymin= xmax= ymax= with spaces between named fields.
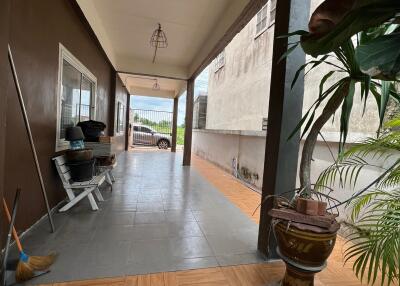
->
xmin=274 ymin=221 xmax=337 ymax=268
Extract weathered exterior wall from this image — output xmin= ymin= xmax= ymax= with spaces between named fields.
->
xmin=193 ymin=129 xmax=381 ymax=220
xmin=193 ymin=130 xmax=266 ymax=189
xmin=194 ymin=0 xmax=388 ymax=223
xmin=2 ymin=0 xmax=117 ymax=240
xmin=205 ymin=0 xmax=381 ymax=139
xmin=205 ymin=11 xmax=274 ymax=131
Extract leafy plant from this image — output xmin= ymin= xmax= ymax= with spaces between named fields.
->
xmin=299 ymin=0 xmax=400 ymax=58
xmin=289 ymin=27 xmax=400 ymax=197
xmin=284 ymin=0 xmax=400 ymax=196
xmin=316 ymin=118 xmax=400 ymax=285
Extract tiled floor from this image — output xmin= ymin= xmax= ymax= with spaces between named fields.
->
xmin=15 ymin=150 xmax=263 ymax=285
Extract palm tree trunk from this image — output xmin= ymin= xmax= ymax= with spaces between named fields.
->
xmin=300 ymin=80 xmax=350 ymax=196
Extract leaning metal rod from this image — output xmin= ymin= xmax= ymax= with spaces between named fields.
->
xmin=7 ymin=45 xmax=55 ymax=233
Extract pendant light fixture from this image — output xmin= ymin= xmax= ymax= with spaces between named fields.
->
xmin=152 ymin=79 xmax=160 ymax=90
xmin=150 ymin=23 xmax=168 ymax=63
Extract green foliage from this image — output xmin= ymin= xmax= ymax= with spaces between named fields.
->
xmin=300 ymin=0 xmax=400 ymax=57
xmin=355 ymin=31 xmax=400 ymax=80
xmin=317 ymin=118 xmax=400 ymax=285
xmin=289 ymin=33 xmax=400 ymax=151
xmin=344 ymin=189 xmax=400 ymax=286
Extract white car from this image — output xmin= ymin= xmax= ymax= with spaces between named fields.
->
xmin=132 ymin=125 xmax=171 ymax=149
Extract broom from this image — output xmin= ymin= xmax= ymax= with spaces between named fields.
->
xmin=2 ymin=198 xmax=57 ymax=282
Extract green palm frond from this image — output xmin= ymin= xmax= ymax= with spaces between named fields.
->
xmin=317 ymin=117 xmax=400 ymax=191
xmin=318 ymin=118 xmax=400 ymax=286
xmin=344 ymin=189 xmax=400 ymax=286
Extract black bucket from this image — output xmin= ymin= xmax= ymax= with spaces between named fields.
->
xmin=66 ymin=159 xmax=95 ymax=182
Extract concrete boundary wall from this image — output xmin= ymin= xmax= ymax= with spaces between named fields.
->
xmin=193 ymin=129 xmax=383 ymax=222
xmin=193 ymin=129 xmax=266 ymax=189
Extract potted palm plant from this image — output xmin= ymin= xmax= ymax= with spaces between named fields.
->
xmin=268 ymin=1 xmax=400 ymax=285
xmin=317 ymin=117 xmax=400 ymax=286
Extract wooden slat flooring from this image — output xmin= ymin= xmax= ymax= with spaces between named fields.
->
xmin=41 ymin=154 xmax=373 ymax=286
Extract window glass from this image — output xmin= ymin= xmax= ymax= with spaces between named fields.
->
xmin=256 ymin=4 xmax=268 ymax=34
xmin=214 ymin=50 xmax=225 ymax=72
xmin=57 ymin=49 xmax=96 ymax=151
xmin=117 ymin=102 xmax=125 ymax=133
xmin=60 ymin=60 xmax=82 ymax=140
xmin=142 ymin=127 xmax=151 ymax=133
xmin=133 ymin=126 xmax=139 ymax=131
xmin=80 ymin=76 xmax=92 ymax=122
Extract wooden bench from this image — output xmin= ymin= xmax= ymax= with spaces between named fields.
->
xmin=97 ymin=161 xmax=117 ymax=186
xmin=53 ymin=155 xmax=106 ymax=212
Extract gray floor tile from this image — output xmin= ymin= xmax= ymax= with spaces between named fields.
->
xmin=131 ymin=224 xmax=169 ymax=240
xmin=134 ymin=212 xmax=166 ymax=224
xmin=205 ymin=232 xmax=258 ymax=256
xmin=136 ymin=202 xmax=164 ymax=212
xmin=94 ymin=225 xmax=134 ymax=241
xmin=167 ymin=221 xmax=204 ymax=238
xmin=17 ymin=151 xmax=262 ymax=284
xmin=165 ymin=210 xmax=196 ymax=222
xmin=99 ymin=211 xmax=135 ymax=226
xmin=175 ymin=256 xmax=219 ymax=271
xmin=169 ymin=236 xmax=214 ymax=259
xmin=216 ymin=252 xmax=266 ymax=266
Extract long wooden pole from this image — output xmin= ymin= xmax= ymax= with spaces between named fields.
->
xmin=7 ymin=45 xmax=55 ymax=233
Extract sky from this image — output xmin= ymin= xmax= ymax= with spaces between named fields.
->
xmin=130 ymin=67 xmax=209 ymax=125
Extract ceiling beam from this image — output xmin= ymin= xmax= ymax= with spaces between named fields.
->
xmin=116 ymin=57 xmax=189 ymax=80
xmin=128 ymin=86 xmax=175 ymax=98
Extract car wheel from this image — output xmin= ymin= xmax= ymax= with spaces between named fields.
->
xmin=157 ymin=139 xmax=169 ymax=149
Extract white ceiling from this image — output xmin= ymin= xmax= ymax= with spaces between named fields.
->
xmin=77 ymin=0 xmax=250 ymax=80
xmin=118 ymin=73 xmax=186 ymax=98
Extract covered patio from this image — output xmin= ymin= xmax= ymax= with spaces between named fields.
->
xmin=16 ymin=150 xmax=360 ymax=285
xmin=0 ymin=0 xmax=367 ymax=285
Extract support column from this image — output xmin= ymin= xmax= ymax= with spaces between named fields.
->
xmin=125 ymin=92 xmax=130 ymax=151
xmin=183 ymin=79 xmax=194 ymax=166
xmin=258 ymin=0 xmax=310 ymax=258
xmin=171 ymin=97 xmax=178 ymax=153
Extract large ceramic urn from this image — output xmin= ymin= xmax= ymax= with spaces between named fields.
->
xmin=269 ymin=208 xmax=340 ymax=286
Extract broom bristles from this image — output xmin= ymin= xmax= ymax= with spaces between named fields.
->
xmin=16 ymin=261 xmax=34 ymax=282
xmin=28 ymin=252 xmax=57 ymax=271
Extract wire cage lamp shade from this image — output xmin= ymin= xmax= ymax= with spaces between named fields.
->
xmin=152 ymin=79 xmax=160 ymax=90
xmin=150 ymin=23 xmax=168 ymax=63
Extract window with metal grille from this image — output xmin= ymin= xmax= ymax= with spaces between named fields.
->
xmin=56 ymin=44 xmax=97 ymax=151
xmin=117 ymin=101 xmax=125 ymax=133
xmin=214 ymin=50 xmax=225 ymax=72
xmin=256 ymin=4 xmax=268 ymax=35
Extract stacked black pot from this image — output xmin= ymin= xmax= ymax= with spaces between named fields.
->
xmin=65 ymin=127 xmax=95 ymax=182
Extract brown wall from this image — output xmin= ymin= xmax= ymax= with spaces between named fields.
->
xmin=2 ymin=0 xmax=117 ymax=239
xmin=112 ymin=76 xmax=129 ymax=154
xmin=0 ymin=0 xmax=11 ymax=245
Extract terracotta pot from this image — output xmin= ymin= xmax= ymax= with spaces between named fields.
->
xmin=274 ymin=221 xmax=337 ymax=268
xmin=317 ymin=201 xmax=327 ymax=216
xmin=296 ymin=198 xmax=318 ymax=216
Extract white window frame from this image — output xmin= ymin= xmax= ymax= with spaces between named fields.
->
xmin=116 ymin=100 xmax=126 ymax=135
xmin=214 ymin=50 xmax=225 ymax=73
xmin=255 ymin=4 xmax=269 ymax=39
xmin=56 ymin=43 xmax=97 ymax=151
